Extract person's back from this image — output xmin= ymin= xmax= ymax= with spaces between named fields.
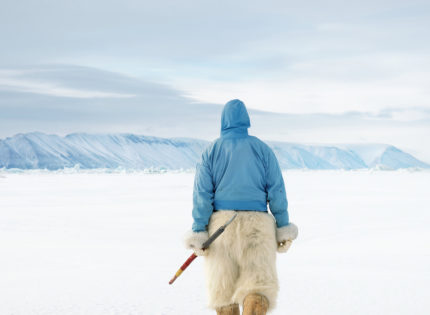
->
xmin=192 ymin=99 xmax=289 ymax=232
xmin=210 ymin=135 xmax=269 ymax=210
xmin=185 ymin=99 xmax=298 ymax=315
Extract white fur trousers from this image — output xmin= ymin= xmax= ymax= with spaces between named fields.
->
xmin=205 ymin=210 xmax=279 ymax=311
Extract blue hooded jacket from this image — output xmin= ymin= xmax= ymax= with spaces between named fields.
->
xmin=192 ymin=99 xmax=289 ymax=232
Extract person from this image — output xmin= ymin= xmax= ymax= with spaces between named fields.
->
xmin=185 ymin=99 xmax=298 ymax=315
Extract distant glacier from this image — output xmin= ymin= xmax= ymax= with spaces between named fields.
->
xmin=0 ymin=132 xmax=428 ymax=170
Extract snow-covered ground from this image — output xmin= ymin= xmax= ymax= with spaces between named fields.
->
xmin=0 ymin=170 xmax=429 ymax=314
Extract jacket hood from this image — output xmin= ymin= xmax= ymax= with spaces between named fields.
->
xmin=221 ymin=99 xmax=250 ymax=137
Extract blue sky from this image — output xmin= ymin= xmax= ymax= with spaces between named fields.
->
xmin=1 ymin=0 xmax=429 ymax=160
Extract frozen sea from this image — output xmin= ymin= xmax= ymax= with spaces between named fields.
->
xmin=0 ymin=170 xmax=429 ymax=315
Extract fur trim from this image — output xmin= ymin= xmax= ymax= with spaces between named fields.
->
xmin=276 ymin=222 xmax=298 ymax=242
xmin=184 ymin=230 xmax=209 ymax=256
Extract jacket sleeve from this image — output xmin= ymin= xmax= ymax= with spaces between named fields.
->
xmin=191 ymin=150 xmax=215 ymax=232
xmin=266 ymin=148 xmax=289 ymax=228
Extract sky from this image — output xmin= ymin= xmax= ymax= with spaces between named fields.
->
xmin=0 ymin=0 xmax=429 ymax=160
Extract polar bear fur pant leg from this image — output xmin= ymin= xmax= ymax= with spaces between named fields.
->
xmin=205 ymin=210 xmax=279 ymax=312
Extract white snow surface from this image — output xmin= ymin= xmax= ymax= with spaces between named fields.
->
xmin=0 ymin=170 xmax=429 ymax=314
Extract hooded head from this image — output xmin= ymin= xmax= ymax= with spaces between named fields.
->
xmin=220 ymin=99 xmax=250 ymax=137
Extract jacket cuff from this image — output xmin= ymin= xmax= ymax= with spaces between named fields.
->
xmin=275 ymin=214 xmax=289 ymax=228
xmin=184 ymin=230 xmax=209 ymax=250
xmin=192 ymin=222 xmax=207 ymax=232
xmin=276 ymin=222 xmax=298 ymax=242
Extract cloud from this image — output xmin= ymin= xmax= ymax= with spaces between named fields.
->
xmin=1 ymin=64 xmax=429 ymax=164
xmin=1 ymin=1 xmax=429 ymax=116
xmin=1 ymin=1 xmax=430 ymax=160
xmin=0 ymin=75 xmax=135 ymax=99
xmin=0 ymin=64 xmax=224 ymax=138
xmin=376 ymin=107 xmax=430 ymax=121
xmin=169 ymin=63 xmax=430 ymax=116
xmin=2 ymin=1 xmax=428 ymax=65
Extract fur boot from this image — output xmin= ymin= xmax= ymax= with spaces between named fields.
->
xmin=242 ymin=293 xmax=269 ymax=315
xmin=216 ymin=303 xmax=240 ymax=315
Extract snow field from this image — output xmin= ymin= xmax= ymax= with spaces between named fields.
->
xmin=0 ymin=170 xmax=429 ymax=314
